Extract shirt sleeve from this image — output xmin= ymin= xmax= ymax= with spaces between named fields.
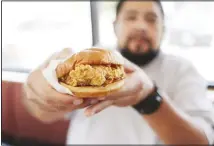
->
xmin=171 ymin=62 xmax=214 ymax=144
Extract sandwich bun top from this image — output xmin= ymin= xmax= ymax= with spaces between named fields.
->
xmin=64 ymin=47 xmax=124 ymax=67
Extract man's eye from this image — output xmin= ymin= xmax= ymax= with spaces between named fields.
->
xmin=146 ymin=17 xmax=156 ymax=23
xmin=126 ymin=16 xmax=136 ymax=21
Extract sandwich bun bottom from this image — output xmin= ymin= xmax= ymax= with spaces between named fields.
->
xmin=60 ymin=79 xmax=124 ymax=98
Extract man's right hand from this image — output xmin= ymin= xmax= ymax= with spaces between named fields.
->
xmin=23 ymin=48 xmax=93 ymax=123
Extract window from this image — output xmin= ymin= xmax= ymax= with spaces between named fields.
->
xmin=2 ymin=2 xmax=92 ymax=72
xmin=96 ymin=2 xmax=214 ymax=82
xmin=95 ymin=2 xmax=117 ymax=48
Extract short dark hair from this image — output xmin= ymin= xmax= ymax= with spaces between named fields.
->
xmin=116 ymin=0 xmax=164 ymax=18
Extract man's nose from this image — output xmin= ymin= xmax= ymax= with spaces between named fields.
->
xmin=134 ymin=19 xmax=148 ymax=32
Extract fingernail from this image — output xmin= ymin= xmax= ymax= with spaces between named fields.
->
xmin=73 ymin=99 xmax=83 ymax=105
xmin=90 ymin=111 xmax=96 ymax=116
xmin=89 ymin=111 xmax=96 ymax=116
xmin=85 ymin=110 xmax=96 ymax=117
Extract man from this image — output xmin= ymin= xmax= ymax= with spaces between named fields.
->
xmin=23 ymin=0 xmax=214 ymax=144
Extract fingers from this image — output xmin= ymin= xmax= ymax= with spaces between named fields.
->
xmin=106 ymin=77 xmax=143 ymax=100
xmin=25 ymin=81 xmax=86 ymax=113
xmin=114 ymin=88 xmax=146 ymax=107
xmin=28 ymin=70 xmax=83 ymax=104
xmin=26 ymin=70 xmax=100 ymax=114
xmin=45 ymin=86 xmax=83 ymax=104
xmin=62 ymin=99 xmax=92 ymax=113
xmin=24 ymin=83 xmax=59 ymax=112
xmin=113 ymin=96 xmax=136 ymax=107
xmin=83 ymin=91 xmax=143 ymax=115
xmin=89 ymin=99 xmax=99 ymax=104
xmin=84 ymin=100 xmax=114 ymax=117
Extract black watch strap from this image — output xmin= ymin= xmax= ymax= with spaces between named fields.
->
xmin=132 ymin=85 xmax=163 ymax=115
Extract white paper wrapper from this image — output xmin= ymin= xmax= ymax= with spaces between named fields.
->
xmin=42 ymin=59 xmax=74 ymax=95
xmin=42 ymin=57 xmax=87 ymax=121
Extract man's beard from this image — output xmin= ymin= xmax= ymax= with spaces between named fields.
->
xmin=118 ymin=32 xmax=160 ymax=66
xmin=119 ymin=46 xmax=160 ymax=66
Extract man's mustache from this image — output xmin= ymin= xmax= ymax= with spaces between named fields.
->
xmin=127 ymin=32 xmax=151 ymax=44
xmin=124 ymin=33 xmax=152 ymax=52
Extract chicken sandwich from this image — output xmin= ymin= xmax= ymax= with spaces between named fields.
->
xmin=57 ymin=48 xmax=126 ymax=98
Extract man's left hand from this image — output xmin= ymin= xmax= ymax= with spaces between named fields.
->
xmin=85 ymin=59 xmax=155 ymax=116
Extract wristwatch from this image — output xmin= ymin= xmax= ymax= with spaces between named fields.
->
xmin=132 ymin=84 xmax=163 ymax=115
